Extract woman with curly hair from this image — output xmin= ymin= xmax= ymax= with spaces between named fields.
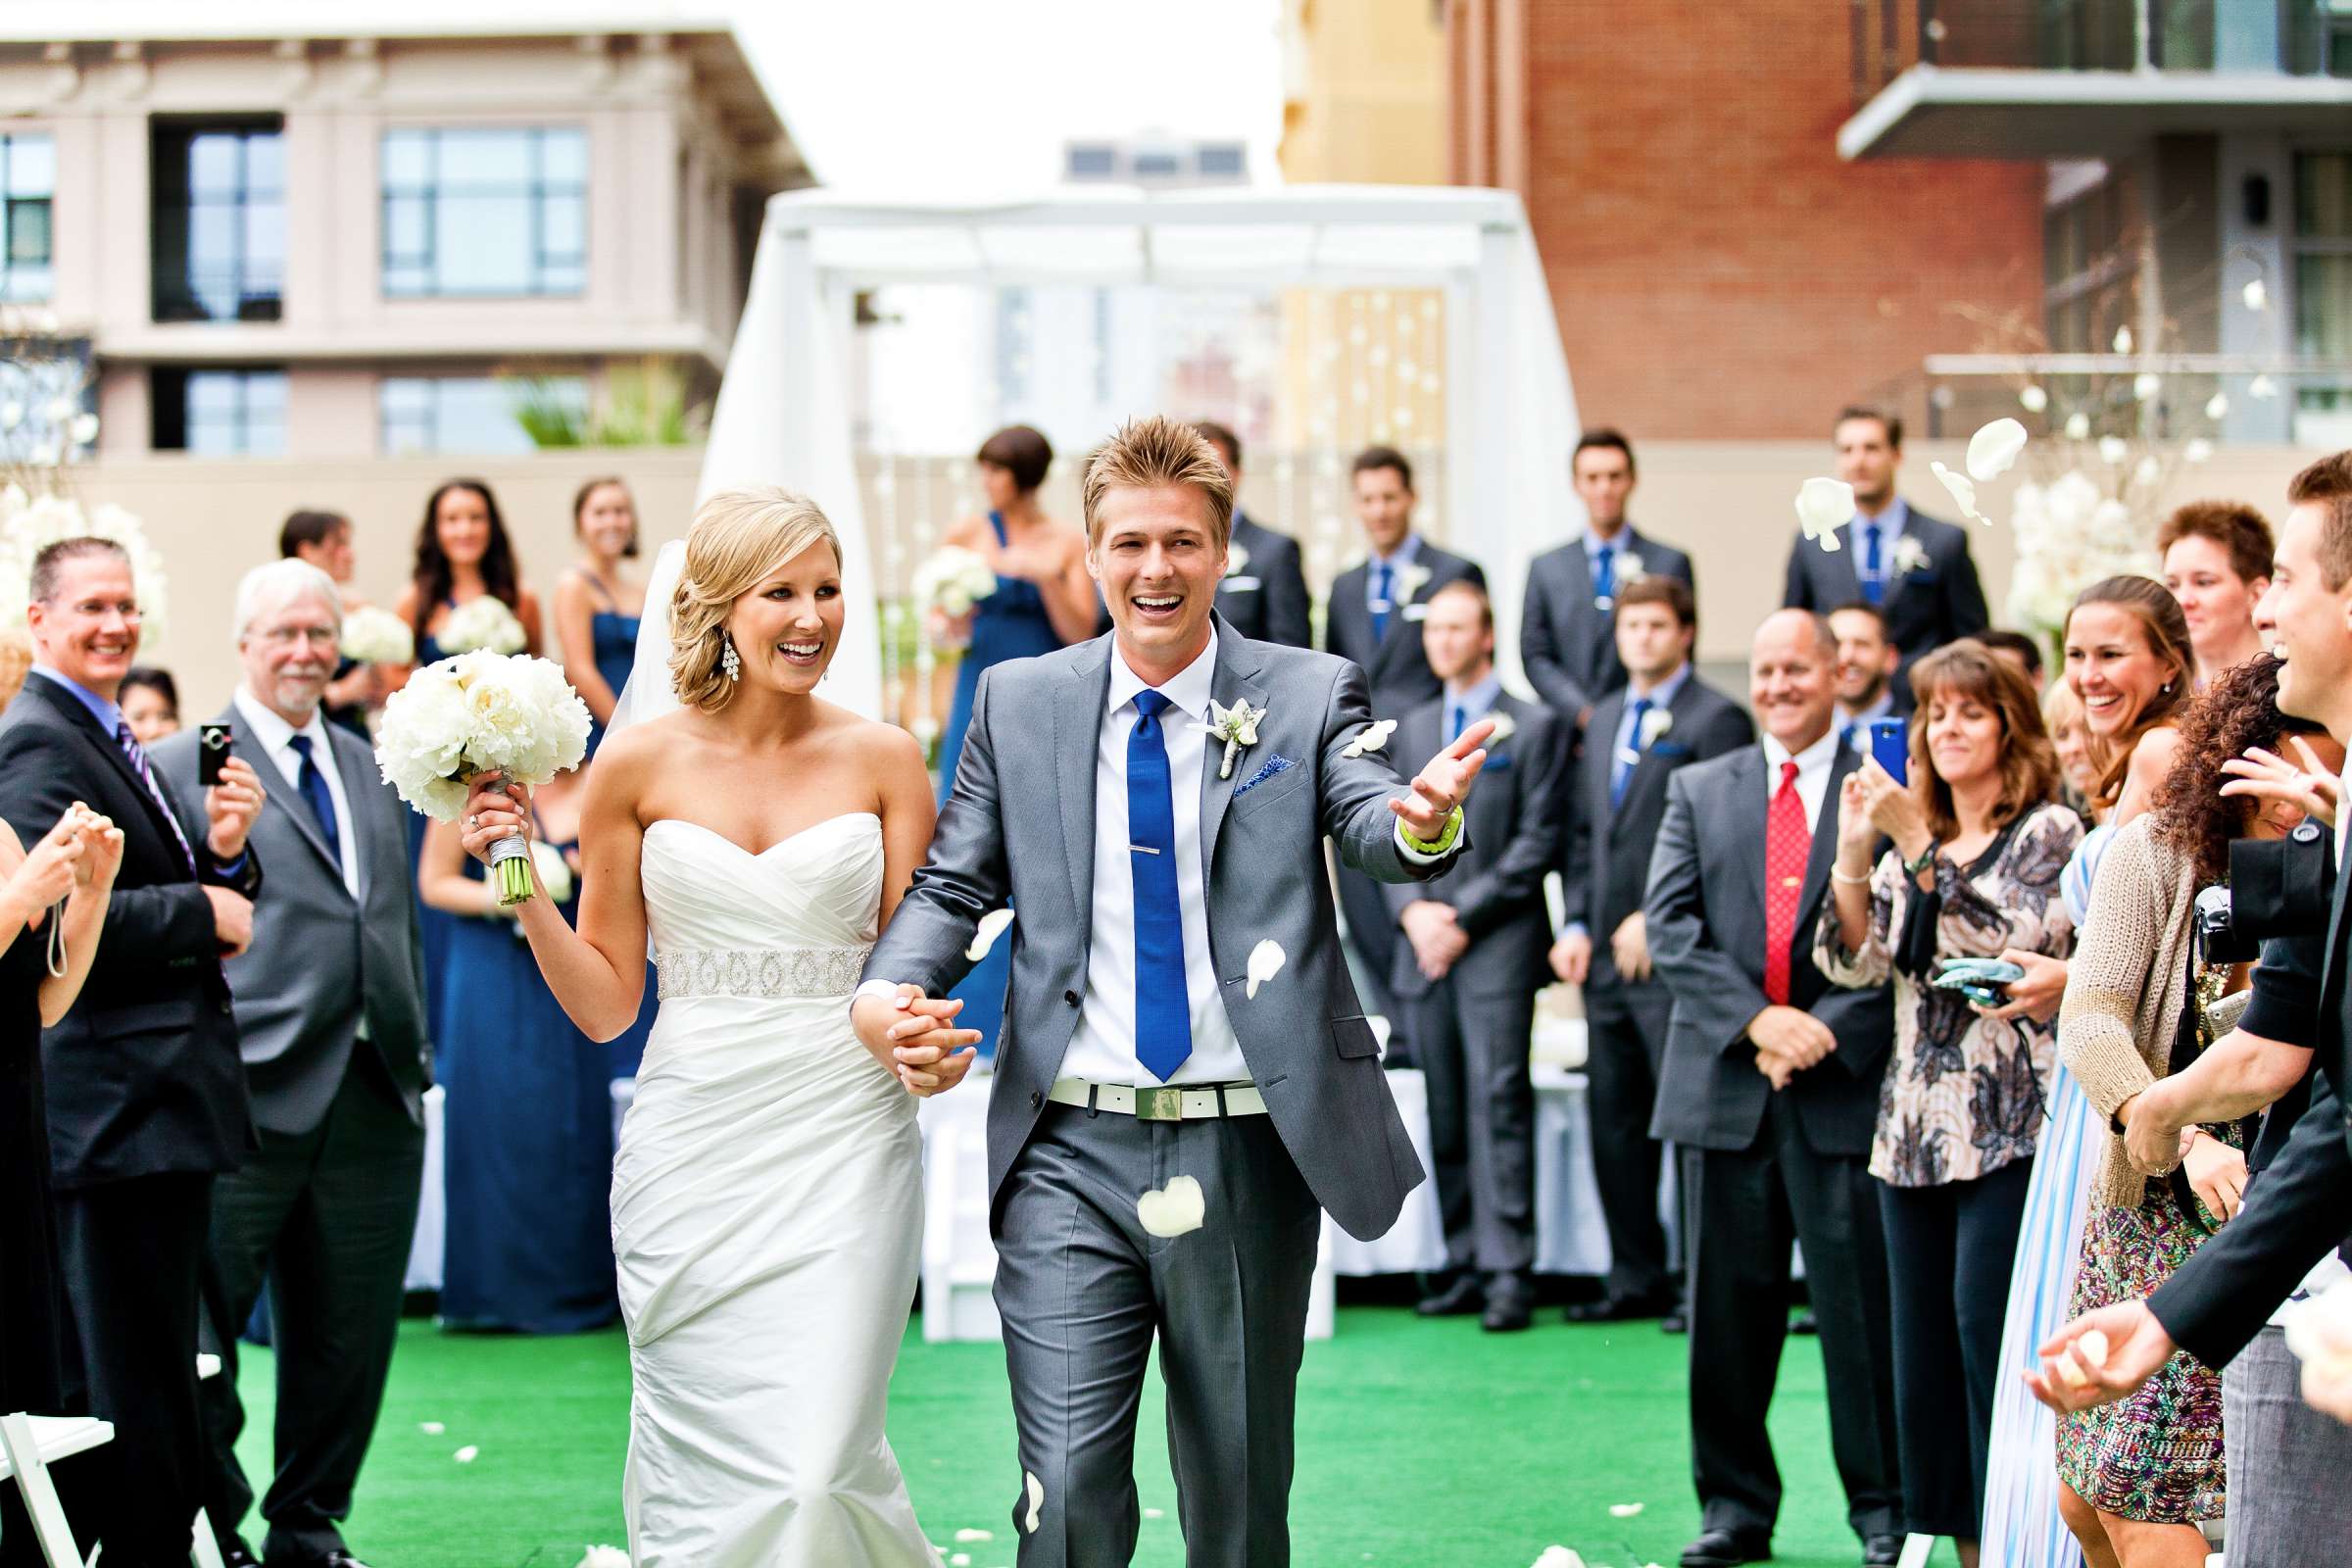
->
xmin=2051 ymin=654 xmax=2341 ymax=1567
xmin=1816 ymin=641 xmax=2081 ymax=1566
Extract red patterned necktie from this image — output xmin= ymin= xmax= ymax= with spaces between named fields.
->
xmin=1762 ymin=759 xmax=1808 ymax=1005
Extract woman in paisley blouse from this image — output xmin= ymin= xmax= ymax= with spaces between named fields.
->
xmin=1816 ymin=640 xmax=2081 ymax=1567
xmin=2049 ymin=653 xmax=2341 ymax=1568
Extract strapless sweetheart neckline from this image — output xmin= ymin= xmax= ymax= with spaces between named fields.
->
xmin=643 ymin=812 xmax=880 ymax=861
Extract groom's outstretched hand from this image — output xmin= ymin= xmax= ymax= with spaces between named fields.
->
xmin=1390 ymin=718 xmax=1495 ymax=843
xmin=853 ymin=983 xmax=981 ymax=1097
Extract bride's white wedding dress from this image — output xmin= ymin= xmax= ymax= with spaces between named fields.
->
xmin=614 ymin=812 xmax=939 ymax=1567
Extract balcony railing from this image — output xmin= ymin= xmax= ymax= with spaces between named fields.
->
xmin=1855 ymin=0 xmax=2352 ymax=99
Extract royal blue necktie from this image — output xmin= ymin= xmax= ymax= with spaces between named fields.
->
xmin=1861 ymin=523 xmax=1884 ymax=606
xmin=1370 ymin=562 xmax=1395 ymax=644
xmin=1128 ymin=690 xmax=1192 ymax=1083
xmin=1448 ymin=703 xmax=1467 ymax=744
xmin=287 ymin=733 xmax=342 ymax=876
xmin=1593 ymin=543 xmax=1616 ymax=605
xmin=1610 ymin=697 xmax=1651 ymax=810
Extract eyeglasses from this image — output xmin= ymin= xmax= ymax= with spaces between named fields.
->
xmin=65 ymin=599 xmax=140 ymax=620
xmin=252 ymin=624 xmax=340 ymax=649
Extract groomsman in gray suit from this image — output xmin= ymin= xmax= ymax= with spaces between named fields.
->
xmin=1384 ymin=581 xmax=1567 ymax=1332
xmin=857 ymin=416 xmax=1492 ymax=1566
xmin=1552 ymin=576 xmax=1750 ymax=1326
xmin=157 ymin=560 xmax=428 ymax=1568
xmin=1521 ymin=429 xmax=1696 ymax=732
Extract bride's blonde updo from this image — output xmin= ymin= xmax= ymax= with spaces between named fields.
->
xmin=667 ymin=486 xmax=842 ymax=711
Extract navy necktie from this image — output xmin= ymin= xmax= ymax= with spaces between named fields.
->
xmin=1593 ymin=543 xmax=1616 ymax=605
xmin=1448 ymin=703 xmax=1467 ymax=744
xmin=1861 ymin=523 xmax=1885 ymax=606
xmin=1128 ymin=690 xmax=1192 ymax=1083
xmin=1370 ymin=561 xmax=1394 ymax=644
xmin=287 ymin=733 xmax=342 ymax=876
xmin=1610 ymin=697 xmax=1651 ymax=810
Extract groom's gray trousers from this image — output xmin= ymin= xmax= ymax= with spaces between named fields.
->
xmin=995 ymin=1101 xmax=1320 ymax=1568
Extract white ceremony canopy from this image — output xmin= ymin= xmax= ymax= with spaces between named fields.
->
xmin=697 ymin=185 xmax=1583 ymax=718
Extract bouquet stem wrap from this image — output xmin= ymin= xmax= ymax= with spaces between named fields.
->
xmin=487 ymin=829 xmax=535 ymax=906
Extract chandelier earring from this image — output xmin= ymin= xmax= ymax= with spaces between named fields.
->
xmin=721 ymin=630 xmax=742 ymax=683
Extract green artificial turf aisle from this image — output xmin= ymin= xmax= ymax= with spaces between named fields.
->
xmin=235 ymin=1308 xmax=1957 ymax=1568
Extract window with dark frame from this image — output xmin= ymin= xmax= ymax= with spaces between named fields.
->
xmin=0 ymin=134 xmax=55 ymax=303
xmin=2293 ymin=150 xmax=2352 ymax=429
xmin=151 ymin=119 xmax=285 ymax=323
xmin=381 ymin=126 xmax=588 ymax=298
xmin=150 ymin=367 xmax=288 ymax=456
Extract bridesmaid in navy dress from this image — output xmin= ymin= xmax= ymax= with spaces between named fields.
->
xmin=932 ymin=426 xmax=1097 ymax=1058
xmin=551 ymin=476 xmax=657 ymax=1077
xmin=393 ymin=479 xmax=541 ymax=1037
xmin=417 ymin=768 xmax=617 ymax=1334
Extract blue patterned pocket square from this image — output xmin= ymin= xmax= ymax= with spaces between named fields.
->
xmin=1232 ymin=755 xmax=1296 ymax=798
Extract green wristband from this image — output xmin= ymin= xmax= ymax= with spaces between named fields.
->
xmin=1401 ymin=805 xmax=1464 ymax=857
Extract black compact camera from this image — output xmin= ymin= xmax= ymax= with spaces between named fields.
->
xmin=2192 ymin=885 xmax=2256 ymax=967
xmin=197 ymin=722 xmax=233 ymax=788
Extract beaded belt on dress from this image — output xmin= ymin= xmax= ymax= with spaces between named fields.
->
xmin=655 ymin=945 xmax=873 ymax=1001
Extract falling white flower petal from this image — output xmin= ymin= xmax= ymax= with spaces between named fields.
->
xmin=2064 ymin=412 xmax=2091 ymax=442
xmin=2112 ymin=324 xmax=2133 ymax=355
xmin=2184 ymin=438 xmax=2215 ymax=464
xmin=1024 ymin=1471 xmax=1044 ymax=1534
xmin=1136 ymin=1175 xmax=1206 ymax=1239
xmin=2097 ymin=436 xmax=2130 ymax=466
xmin=1930 ymin=463 xmax=1984 ymax=524
xmin=419 ymin=1421 xmax=446 ymax=1435
xmin=1245 ymin=938 xmax=1287 ymax=1000
xmin=575 ymin=1547 xmax=630 ymax=1568
xmin=1143 ymin=1508 xmax=1165 ymax=1520
xmin=1966 ymin=417 xmax=2029 ymax=482
xmin=1341 ymin=718 xmax=1396 ymax=759
xmin=2017 ymin=384 xmax=2048 ymax=413
xmin=2134 ymin=456 xmax=2162 ymax=486
xmin=2132 ymin=371 xmax=2162 ymax=402
xmin=2059 ymin=1327 xmax=2113 ymax=1390
xmin=950 ymin=1555 xmax=971 ymax=1567
xmin=954 ymin=1530 xmax=994 ymax=1544
xmin=2243 ymin=277 xmax=2268 ymax=311
xmin=1533 ymin=1549 xmax=1587 ymax=1568
xmin=2249 ymin=374 xmax=2279 ymax=400
xmin=966 ymin=908 xmax=1016 ymax=962
xmin=1609 ymin=1502 xmax=1646 ymax=1518
xmin=1793 ymin=476 xmax=1854 ymax=553
xmin=453 ymin=1445 xmax=480 ymax=1463
xmin=2205 ymin=391 xmax=2230 ymax=420
xmin=69 ymin=413 xmax=98 ymax=445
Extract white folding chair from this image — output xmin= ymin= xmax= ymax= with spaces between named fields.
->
xmin=0 ymin=1408 xmax=115 ymax=1568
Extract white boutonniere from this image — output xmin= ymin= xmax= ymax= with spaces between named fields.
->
xmin=1484 ymin=710 xmax=1517 ymax=747
xmin=1224 ymin=543 xmax=1250 ymax=577
xmin=1395 ymin=562 xmax=1433 ymax=602
xmin=1341 ymin=718 xmax=1396 ymax=760
xmin=1890 ymin=536 xmax=1932 ymax=577
xmin=1638 ymin=707 xmax=1674 ymax=749
xmin=1191 ymin=697 xmax=1266 ymax=779
xmin=1617 ymin=553 xmax=1645 ymax=584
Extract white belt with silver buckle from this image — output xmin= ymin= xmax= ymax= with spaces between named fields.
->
xmin=1048 ymin=1078 xmax=1268 ymax=1120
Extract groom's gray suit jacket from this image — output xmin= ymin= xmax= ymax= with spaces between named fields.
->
xmin=864 ymin=615 xmax=1461 ymax=1241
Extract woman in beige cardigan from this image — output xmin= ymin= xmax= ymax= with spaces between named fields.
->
xmin=2052 ymin=655 xmax=2342 ymax=1568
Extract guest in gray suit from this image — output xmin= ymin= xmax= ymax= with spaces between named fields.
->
xmin=1383 ymin=581 xmax=1567 ymax=1332
xmin=1321 ymin=445 xmax=1484 ymax=1066
xmin=1645 ymin=609 xmax=1904 ymax=1568
xmin=1521 ymin=429 xmax=1697 ymax=731
xmin=1193 ymin=420 xmax=1311 ymax=649
xmin=157 ymin=560 xmax=428 ymax=1568
xmin=1783 ymin=407 xmax=1987 ymax=685
xmin=1552 ymin=576 xmax=1752 ymax=1326
xmin=857 ymin=416 xmax=1491 ymax=1567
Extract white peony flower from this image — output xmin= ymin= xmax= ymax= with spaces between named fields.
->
xmin=1341 ymin=718 xmax=1396 ymax=760
xmin=2205 ymin=391 xmax=2230 ymax=421
xmin=1793 ymin=477 xmax=1853 ymax=553
xmin=374 ymin=654 xmax=590 ymax=822
xmin=1137 ymin=1175 xmax=1205 ymax=1238
xmin=1245 ymin=938 xmax=1286 ymax=999
xmin=1930 ymin=463 xmax=1984 ymax=526
xmin=966 ymin=908 xmax=1015 ymax=962
xmin=912 ymin=546 xmax=1000 ymax=618
xmin=340 ymin=605 xmax=416 ymax=665
xmin=2064 ymin=412 xmax=2091 ymax=442
xmin=2243 ymin=277 xmax=2268 ymax=312
xmin=1966 ymin=417 xmax=2029 ymax=482
xmin=437 ymin=595 xmax=528 ymax=656
xmin=2018 ymin=384 xmax=2048 ymax=413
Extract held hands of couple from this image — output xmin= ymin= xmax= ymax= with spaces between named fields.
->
xmin=1389 ymin=719 xmax=1494 ymax=847
xmin=205 ymin=756 xmax=266 ymax=860
xmin=850 ymin=984 xmax=982 ymax=1098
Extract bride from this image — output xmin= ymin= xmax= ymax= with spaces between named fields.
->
xmin=459 ymin=487 xmax=976 ymax=1566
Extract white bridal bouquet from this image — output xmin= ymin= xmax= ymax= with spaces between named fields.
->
xmin=435 ymin=595 xmax=529 ymax=655
xmin=374 ymin=651 xmax=591 ymax=906
xmin=338 ymin=605 xmax=416 ymax=665
xmin=910 ymin=545 xmax=999 ymax=618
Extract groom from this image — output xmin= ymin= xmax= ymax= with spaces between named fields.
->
xmin=856 ymin=415 xmax=1491 ymax=1565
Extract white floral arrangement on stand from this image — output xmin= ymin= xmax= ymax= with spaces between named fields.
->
xmin=2006 ymin=470 xmax=2153 ymax=645
xmin=434 ymin=595 xmax=528 ymax=656
xmin=0 ymin=484 xmax=171 ymax=651
xmin=338 ymin=605 xmax=416 ymax=665
xmin=374 ymin=650 xmax=591 ymax=906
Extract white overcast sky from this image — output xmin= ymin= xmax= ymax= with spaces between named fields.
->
xmin=730 ymin=0 xmax=1286 ymax=191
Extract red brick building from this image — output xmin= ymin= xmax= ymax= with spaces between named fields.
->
xmin=1447 ymin=0 xmax=2047 ymax=439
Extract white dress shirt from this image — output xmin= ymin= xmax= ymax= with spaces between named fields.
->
xmin=234 ymin=688 xmax=361 ymax=898
xmin=1759 ymin=724 xmax=1840 ymax=828
xmin=1061 ymin=632 xmax=1250 ymax=1087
